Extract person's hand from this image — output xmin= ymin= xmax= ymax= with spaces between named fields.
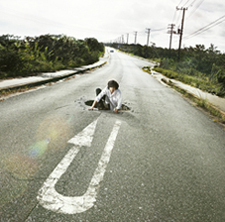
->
xmin=88 ymin=106 xmax=94 ymax=111
xmin=88 ymin=100 xmax=97 ymax=111
xmin=113 ymin=109 xmax=119 ymax=113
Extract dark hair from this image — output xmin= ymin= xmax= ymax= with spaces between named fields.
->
xmin=107 ymin=80 xmax=119 ymax=89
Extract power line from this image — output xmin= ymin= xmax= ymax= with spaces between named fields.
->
xmin=185 ymin=14 xmax=225 ymax=39
xmin=185 ymin=19 xmax=225 ymax=39
xmin=188 ymin=0 xmax=197 ymax=7
xmin=172 ymin=10 xmax=177 ymax=24
xmin=178 ymin=0 xmax=185 ymax=7
xmin=175 ymin=9 xmax=183 ymax=27
xmin=187 ymin=0 xmax=205 ymax=19
xmin=183 ymin=0 xmax=191 ymax=7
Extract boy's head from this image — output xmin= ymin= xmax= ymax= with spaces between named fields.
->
xmin=107 ymin=80 xmax=119 ymax=90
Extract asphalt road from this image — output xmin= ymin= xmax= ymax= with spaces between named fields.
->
xmin=1 ymin=50 xmax=225 ymax=222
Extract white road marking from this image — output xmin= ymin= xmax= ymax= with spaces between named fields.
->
xmin=37 ymin=119 xmax=121 ymax=214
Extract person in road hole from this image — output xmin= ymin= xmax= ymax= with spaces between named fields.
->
xmin=88 ymin=80 xmax=122 ymax=113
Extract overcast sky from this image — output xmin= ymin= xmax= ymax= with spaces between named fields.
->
xmin=1 ymin=0 xmax=225 ymax=52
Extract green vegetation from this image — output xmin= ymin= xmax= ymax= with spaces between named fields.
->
xmin=154 ymin=76 xmax=225 ymax=124
xmin=0 ymin=34 xmax=104 ymax=79
xmin=172 ymin=84 xmax=225 ymax=124
xmin=152 ymin=67 xmax=221 ymax=96
xmin=107 ymin=43 xmax=225 ymax=97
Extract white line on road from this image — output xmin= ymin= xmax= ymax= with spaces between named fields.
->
xmin=37 ymin=119 xmax=121 ymax=214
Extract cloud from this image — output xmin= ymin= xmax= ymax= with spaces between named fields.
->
xmin=0 ymin=0 xmax=225 ymax=51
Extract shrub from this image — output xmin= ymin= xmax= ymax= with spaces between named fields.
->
xmin=0 ymin=35 xmax=104 ymax=79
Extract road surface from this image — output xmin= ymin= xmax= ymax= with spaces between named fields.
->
xmin=1 ymin=50 xmax=225 ymax=221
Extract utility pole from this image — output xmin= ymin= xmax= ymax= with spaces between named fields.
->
xmin=177 ymin=7 xmax=188 ymax=61
xmin=122 ymin=35 xmax=124 ymax=44
xmin=134 ymin=31 xmax=137 ymax=44
xmin=127 ymin=33 xmax=129 ymax=44
xmin=118 ymin=36 xmax=121 ymax=44
xmin=146 ymin=28 xmax=151 ymax=46
xmin=167 ymin=24 xmax=176 ymax=50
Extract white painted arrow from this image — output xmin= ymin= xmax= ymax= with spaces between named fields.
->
xmin=37 ymin=119 xmax=121 ymax=214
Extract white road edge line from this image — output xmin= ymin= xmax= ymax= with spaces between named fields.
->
xmin=37 ymin=119 xmax=121 ymax=214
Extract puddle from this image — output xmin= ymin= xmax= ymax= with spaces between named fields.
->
xmin=85 ymin=100 xmax=130 ymax=111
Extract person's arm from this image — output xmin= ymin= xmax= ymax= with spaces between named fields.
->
xmin=89 ymin=87 xmax=107 ymax=110
xmin=88 ymin=100 xmax=97 ymax=110
xmin=96 ymin=87 xmax=107 ymax=102
xmin=113 ymin=90 xmax=122 ymax=113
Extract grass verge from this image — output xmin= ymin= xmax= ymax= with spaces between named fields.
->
xmin=143 ymin=67 xmax=225 ymax=126
xmin=166 ymin=79 xmax=225 ymax=125
xmin=0 ymin=85 xmax=46 ymax=101
xmin=152 ymin=67 xmax=224 ymax=97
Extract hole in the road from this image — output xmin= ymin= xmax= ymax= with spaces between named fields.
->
xmin=85 ymin=100 xmax=130 ymax=111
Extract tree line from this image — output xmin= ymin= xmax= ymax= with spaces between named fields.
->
xmin=107 ymin=43 xmax=225 ymax=97
xmin=0 ymin=34 xmax=104 ymax=79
